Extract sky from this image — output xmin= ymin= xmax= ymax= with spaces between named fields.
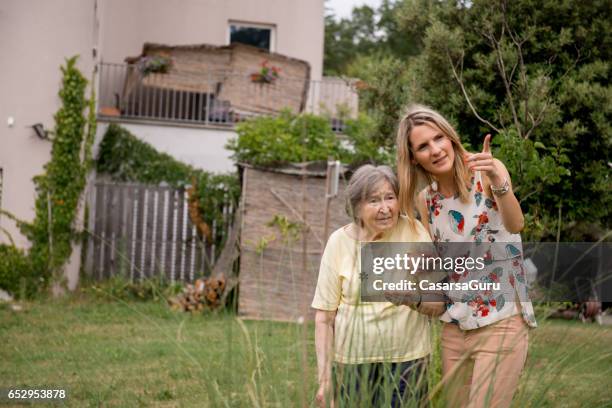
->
xmin=325 ymin=0 xmax=383 ymax=19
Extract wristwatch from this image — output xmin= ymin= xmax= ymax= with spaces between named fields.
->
xmin=490 ymin=178 xmax=510 ymax=196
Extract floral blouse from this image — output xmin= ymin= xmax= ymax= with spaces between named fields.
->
xmin=425 ymin=171 xmax=537 ymax=330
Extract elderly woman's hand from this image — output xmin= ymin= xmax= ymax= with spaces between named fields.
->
xmin=416 ymin=302 xmax=446 ymax=317
xmin=315 ymin=379 xmax=334 ymax=408
xmin=384 ymin=290 xmax=421 ymax=307
xmin=384 ymin=290 xmax=446 ymax=317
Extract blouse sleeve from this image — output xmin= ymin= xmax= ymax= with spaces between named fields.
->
xmin=311 ymin=232 xmax=342 ymax=311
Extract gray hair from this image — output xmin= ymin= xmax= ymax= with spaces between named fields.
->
xmin=346 ymin=164 xmax=399 ymax=223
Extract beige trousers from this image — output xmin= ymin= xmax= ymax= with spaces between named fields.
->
xmin=441 ymin=315 xmax=529 ymax=408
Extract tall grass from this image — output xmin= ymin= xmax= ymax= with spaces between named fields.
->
xmin=1 ymin=288 xmax=611 ymax=407
xmin=3 ymin=224 xmax=612 ymax=407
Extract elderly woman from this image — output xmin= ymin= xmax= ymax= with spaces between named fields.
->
xmin=312 ymin=164 xmax=440 ymax=408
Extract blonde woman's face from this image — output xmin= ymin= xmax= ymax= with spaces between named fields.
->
xmin=409 ymin=124 xmax=455 ymax=175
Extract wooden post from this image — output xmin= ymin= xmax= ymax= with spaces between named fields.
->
xmin=323 ymin=160 xmax=340 ymax=248
xmin=323 ymin=160 xmax=332 ymax=250
xmin=299 ymin=127 xmax=308 ymax=408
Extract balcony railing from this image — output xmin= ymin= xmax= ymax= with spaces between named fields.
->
xmin=97 ymin=63 xmax=359 ymax=132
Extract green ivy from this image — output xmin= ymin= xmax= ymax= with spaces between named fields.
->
xmin=96 ymin=124 xmax=240 ymax=248
xmin=24 ymin=56 xmax=95 ymax=293
xmin=97 ymin=124 xmax=194 ymax=186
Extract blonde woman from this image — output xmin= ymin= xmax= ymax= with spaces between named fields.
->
xmin=312 ymin=164 xmax=441 ymax=407
xmin=396 ymin=104 xmax=537 ymax=408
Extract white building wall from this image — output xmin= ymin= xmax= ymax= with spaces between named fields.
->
xmin=0 ymin=0 xmax=97 ymax=248
xmin=0 ymin=0 xmax=98 ymax=291
xmin=98 ymin=0 xmax=325 ymax=79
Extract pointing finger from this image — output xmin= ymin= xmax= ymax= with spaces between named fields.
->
xmin=466 ymin=152 xmax=492 ymax=162
xmin=482 ymin=134 xmax=491 ymax=153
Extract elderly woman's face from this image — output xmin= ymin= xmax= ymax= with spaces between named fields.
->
xmin=358 ymin=180 xmax=399 ymax=236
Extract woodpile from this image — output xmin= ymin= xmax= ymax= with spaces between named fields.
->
xmin=168 ymin=276 xmax=226 ymax=313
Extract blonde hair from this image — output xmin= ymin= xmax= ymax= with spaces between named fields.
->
xmin=396 ymin=104 xmax=471 ymax=219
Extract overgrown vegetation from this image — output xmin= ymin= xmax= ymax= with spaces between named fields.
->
xmin=0 ymin=57 xmax=96 ymax=298
xmin=226 ymin=110 xmax=392 ymax=166
xmin=96 ymin=124 xmax=240 ymax=248
xmin=84 ymin=275 xmax=182 ymax=302
xmin=1 ymin=297 xmax=611 ymax=406
xmin=325 ymin=0 xmax=611 ymax=241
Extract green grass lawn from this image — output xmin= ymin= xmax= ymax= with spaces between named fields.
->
xmin=1 ymin=295 xmax=611 ymax=407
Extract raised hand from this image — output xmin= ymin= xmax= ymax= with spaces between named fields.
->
xmin=464 ymin=134 xmax=503 ymax=185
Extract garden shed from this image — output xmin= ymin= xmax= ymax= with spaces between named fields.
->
xmin=121 ymin=42 xmax=311 ymax=120
xmin=238 ymin=162 xmax=351 ymax=321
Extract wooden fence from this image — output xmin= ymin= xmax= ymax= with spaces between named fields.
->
xmin=86 ymin=181 xmax=234 ymax=282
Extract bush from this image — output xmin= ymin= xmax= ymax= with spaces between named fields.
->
xmin=227 ymin=111 xmax=348 ymax=166
xmin=0 ymin=245 xmax=33 ymax=298
xmin=226 ymin=110 xmax=392 ymax=167
xmin=97 ymin=124 xmax=194 ymax=186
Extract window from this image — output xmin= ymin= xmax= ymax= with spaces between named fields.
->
xmin=229 ymin=22 xmax=275 ymax=51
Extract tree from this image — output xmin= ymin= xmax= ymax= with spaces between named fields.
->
xmin=323 ymin=0 xmax=426 ymax=75
xmin=324 ymin=5 xmax=380 ymax=75
xmin=325 ymin=0 xmax=611 ymax=240
xmin=414 ymin=0 xmax=611 ymax=240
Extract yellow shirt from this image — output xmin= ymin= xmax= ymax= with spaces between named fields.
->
xmin=312 ymin=216 xmax=433 ymax=364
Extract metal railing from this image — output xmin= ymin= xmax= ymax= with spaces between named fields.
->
xmin=97 ymin=63 xmax=359 ymax=132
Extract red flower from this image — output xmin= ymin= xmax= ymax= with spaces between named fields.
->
xmin=481 ymin=308 xmax=489 ymax=317
xmin=477 ymin=181 xmax=483 ymax=193
xmin=478 ymin=212 xmax=489 ymax=225
xmin=490 ymin=299 xmax=497 ymax=307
